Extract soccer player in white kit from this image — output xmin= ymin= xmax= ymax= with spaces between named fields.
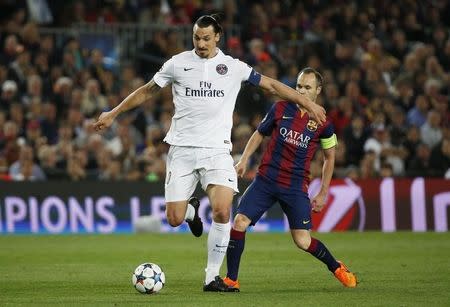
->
xmin=94 ymin=14 xmax=326 ymax=292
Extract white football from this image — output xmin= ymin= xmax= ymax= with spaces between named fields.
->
xmin=132 ymin=263 xmax=165 ymax=294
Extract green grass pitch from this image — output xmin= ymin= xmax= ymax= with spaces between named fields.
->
xmin=1 ymin=232 xmax=449 ymax=306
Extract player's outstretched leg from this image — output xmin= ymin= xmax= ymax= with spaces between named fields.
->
xmin=306 ymin=237 xmax=357 ymax=288
xmin=223 ymin=228 xmax=245 ymax=291
xmin=186 ymin=197 xmax=203 ymax=237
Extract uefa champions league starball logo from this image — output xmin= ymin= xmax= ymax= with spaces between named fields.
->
xmin=216 ymin=64 xmax=228 ymax=75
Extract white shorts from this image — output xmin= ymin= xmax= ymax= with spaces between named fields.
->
xmin=165 ymin=146 xmax=238 ymax=202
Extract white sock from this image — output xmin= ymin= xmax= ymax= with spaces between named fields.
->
xmin=205 ymin=221 xmax=231 ymax=284
xmin=184 ymin=203 xmax=195 ymax=222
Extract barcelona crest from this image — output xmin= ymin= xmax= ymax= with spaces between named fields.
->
xmin=307 ymin=120 xmax=318 ymax=132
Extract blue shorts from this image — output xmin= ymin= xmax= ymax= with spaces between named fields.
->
xmin=237 ymin=175 xmax=312 ymax=230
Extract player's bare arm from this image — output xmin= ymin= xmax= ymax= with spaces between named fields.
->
xmin=235 ymin=131 xmax=264 ymax=177
xmin=258 ymin=75 xmax=326 ymax=125
xmin=94 ymin=79 xmax=161 ymax=131
xmin=311 ymin=146 xmax=335 ymax=212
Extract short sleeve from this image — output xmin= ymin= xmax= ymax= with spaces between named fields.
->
xmin=235 ymin=60 xmax=253 ymax=82
xmin=153 ymin=58 xmax=175 ymax=88
xmin=257 ymin=104 xmax=277 ymax=136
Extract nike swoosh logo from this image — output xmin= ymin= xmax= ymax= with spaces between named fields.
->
xmin=282 ymin=115 xmax=293 ymax=119
xmin=228 ymin=178 xmax=234 ymax=182
xmin=215 ymin=244 xmax=228 ymax=248
xmin=302 ymin=220 xmax=310 ymax=224
xmin=184 ymin=68 xmax=194 ymax=71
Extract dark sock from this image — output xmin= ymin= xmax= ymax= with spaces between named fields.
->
xmin=226 ymin=228 xmax=246 ymax=281
xmin=306 ymin=237 xmax=340 ymax=272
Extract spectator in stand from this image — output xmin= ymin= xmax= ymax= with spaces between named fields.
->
xmin=66 ymin=154 xmax=86 ymax=181
xmin=24 ymin=119 xmax=44 ymax=149
xmin=88 ymin=49 xmax=107 ymax=81
xmin=363 ymin=124 xmax=405 ymax=176
xmin=8 ymin=48 xmax=32 ymax=92
xmin=20 ymin=22 xmax=41 ymax=56
xmin=40 ymin=103 xmax=58 ymax=144
xmin=53 ymin=76 xmax=73 ymax=116
xmin=9 ymin=103 xmax=25 ymax=136
xmin=168 ymin=4 xmax=191 ymax=25
xmin=22 ymin=74 xmax=43 ymax=105
xmin=388 ymin=29 xmax=410 ymax=61
xmin=420 ymin=109 xmax=443 ymax=150
xmin=280 ymin=64 xmax=299 ymax=89
xmin=379 ymin=162 xmax=394 ymax=177
xmin=323 ymin=82 xmax=340 ymax=109
xmin=387 ymin=106 xmax=408 ymax=147
xmin=9 ymin=144 xmax=46 ymax=180
xmin=61 ymin=51 xmax=78 ymax=79
xmin=227 ymin=37 xmax=244 ymax=60
xmin=0 ymin=80 xmax=18 ymax=112
xmin=407 ymin=143 xmax=431 ymax=177
xmin=165 ymin=30 xmax=184 ymax=57
xmin=407 ymin=95 xmax=429 ymax=127
xmin=0 ymin=35 xmax=23 ymax=65
xmin=393 ymin=76 xmax=414 ymax=112
xmin=81 ymin=78 xmax=107 ymax=117
xmin=246 ymin=38 xmax=271 ymax=66
xmin=343 ymin=115 xmax=369 ymax=166
xmin=38 ymin=145 xmax=63 ymax=179
xmin=136 ymin=30 xmax=168 ymax=78
xmin=63 ymin=37 xmax=84 ymax=71
xmin=1 ymin=121 xmax=20 ymax=163
xmin=99 ymin=157 xmax=122 ymax=181
xmin=329 ymin=96 xmax=353 ymax=137
xmin=360 ymin=150 xmax=377 ymax=178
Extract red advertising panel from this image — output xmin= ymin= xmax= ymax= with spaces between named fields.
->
xmin=309 ymin=178 xmax=450 ymax=232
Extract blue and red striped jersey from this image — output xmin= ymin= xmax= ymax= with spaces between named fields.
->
xmin=257 ymin=101 xmax=334 ymax=193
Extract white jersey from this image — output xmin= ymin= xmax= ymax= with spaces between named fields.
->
xmin=153 ymin=49 xmax=254 ymax=150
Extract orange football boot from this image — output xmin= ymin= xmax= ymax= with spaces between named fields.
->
xmin=223 ymin=277 xmax=240 ymax=292
xmin=333 ymin=261 xmax=357 ymax=288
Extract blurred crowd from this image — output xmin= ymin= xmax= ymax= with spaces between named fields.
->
xmin=0 ymin=0 xmax=449 ymax=182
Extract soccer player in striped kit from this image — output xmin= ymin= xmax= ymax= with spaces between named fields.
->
xmin=224 ymin=67 xmax=357 ymax=291
xmin=94 ymin=15 xmax=326 ymax=292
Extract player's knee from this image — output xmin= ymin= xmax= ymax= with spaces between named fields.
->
xmin=233 ymin=214 xmax=250 ymax=232
xmin=165 ymin=210 xmax=184 ymax=227
xmin=211 ymin=206 xmax=231 ymax=223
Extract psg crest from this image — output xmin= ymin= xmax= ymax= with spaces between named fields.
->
xmin=216 ymin=64 xmax=228 ymax=75
xmin=307 ymin=120 xmax=318 ymax=132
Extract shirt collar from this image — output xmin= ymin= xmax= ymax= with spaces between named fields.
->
xmin=192 ymin=48 xmax=223 ymax=61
